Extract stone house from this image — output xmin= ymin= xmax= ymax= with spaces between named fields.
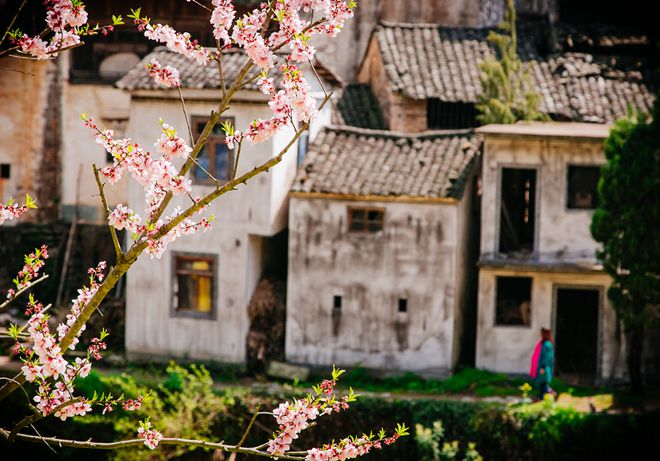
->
xmin=286 ymin=126 xmax=480 ymax=374
xmin=474 ymin=122 xmax=625 ymax=383
xmin=117 ymin=47 xmax=338 ymax=363
xmin=356 ymin=21 xmax=656 ymax=133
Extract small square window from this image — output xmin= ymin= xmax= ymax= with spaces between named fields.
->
xmin=0 ymin=164 xmax=10 ymax=179
xmin=348 ymin=207 xmax=384 ymax=232
xmin=567 ymin=166 xmax=600 ymax=209
xmin=398 ymin=298 xmax=408 ymax=313
xmin=172 ymin=254 xmax=216 ymax=318
xmin=495 ymin=276 xmax=532 ymax=326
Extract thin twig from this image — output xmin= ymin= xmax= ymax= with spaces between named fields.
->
xmin=0 ymin=274 xmax=50 ymax=310
xmin=93 ymin=165 xmax=123 ymax=261
xmin=235 ymin=403 xmax=261 ymax=450
xmin=231 ymin=141 xmax=243 ymax=180
xmin=176 ymin=87 xmax=219 ymax=183
xmin=9 ymin=397 xmax=82 ymax=441
xmin=0 ymin=0 xmax=28 ymax=48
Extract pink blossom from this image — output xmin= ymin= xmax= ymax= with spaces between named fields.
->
xmin=155 ymin=123 xmax=192 ymax=158
xmin=137 ymin=421 xmax=163 ymax=449
xmin=210 ymin=0 xmax=235 ymax=46
xmin=146 ymin=59 xmax=181 ymax=88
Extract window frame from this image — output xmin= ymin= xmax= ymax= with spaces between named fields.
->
xmin=496 ymin=164 xmax=540 ymax=255
xmin=170 ymin=252 xmax=218 ymax=320
xmin=190 ymin=115 xmax=235 ymax=185
xmin=347 ymin=206 xmax=385 ymax=233
xmin=494 ymin=275 xmax=533 ymax=328
xmin=566 ymin=164 xmax=601 ymax=211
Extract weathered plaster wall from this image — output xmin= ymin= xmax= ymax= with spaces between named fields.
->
xmin=124 ymin=90 xmax=309 ymax=362
xmin=60 ymin=52 xmax=131 ymax=221
xmin=286 ymin=197 xmax=463 ymax=374
xmin=475 ymin=268 xmax=624 ymax=380
xmin=480 ymin=136 xmax=606 ymax=262
xmin=0 ymin=58 xmax=53 ymax=218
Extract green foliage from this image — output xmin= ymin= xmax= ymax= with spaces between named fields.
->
xmin=591 ymin=101 xmax=660 ymax=388
xmin=415 ymin=420 xmax=482 ymax=461
xmin=77 ymin=363 xmax=235 ymax=460
xmin=475 ymin=0 xmax=546 ymax=124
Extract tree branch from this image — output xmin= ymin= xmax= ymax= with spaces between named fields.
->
xmin=93 ymin=165 xmax=123 ymax=261
xmin=0 ymin=428 xmax=306 ymax=459
xmin=0 ymin=274 xmax=50 ymax=310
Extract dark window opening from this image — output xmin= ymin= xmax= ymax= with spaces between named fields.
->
xmin=348 ymin=207 xmax=384 ymax=233
xmin=398 ymin=298 xmax=408 ymax=313
xmin=495 ymin=276 xmax=532 ymax=326
xmin=427 ymin=99 xmax=478 ymax=129
xmin=555 ymin=288 xmax=599 ymax=382
xmin=333 ymin=295 xmax=342 ymax=310
xmin=172 ymin=254 xmax=216 ymax=317
xmin=567 ymin=165 xmax=600 ymax=209
xmin=499 ymin=168 xmax=536 ymax=254
xmin=191 ymin=116 xmax=234 ymax=184
xmin=0 ymin=164 xmax=10 ymax=179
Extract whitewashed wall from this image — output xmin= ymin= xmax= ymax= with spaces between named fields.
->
xmin=479 ymin=134 xmax=607 ymax=262
xmin=123 ymin=88 xmax=319 ymax=362
xmin=475 ymin=269 xmax=624 ymax=380
xmin=286 ymin=196 xmax=467 ymax=375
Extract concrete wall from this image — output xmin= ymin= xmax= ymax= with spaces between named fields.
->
xmin=475 ymin=268 xmax=624 ymax=380
xmin=480 ymin=135 xmax=606 ymax=262
xmin=286 ymin=196 xmax=466 ymax=374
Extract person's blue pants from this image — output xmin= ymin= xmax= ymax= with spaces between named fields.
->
xmin=538 ymin=382 xmax=550 ymax=400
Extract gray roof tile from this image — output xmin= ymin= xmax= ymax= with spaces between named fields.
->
xmin=292 ymin=126 xmax=479 ymax=199
xmin=375 ymin=22 xmax=656 ymax=123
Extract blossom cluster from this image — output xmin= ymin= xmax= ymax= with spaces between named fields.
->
xmin=56 ymin=261 xmax=107 ymax=351
xmin=306 ymin=432 xmax=402 ymax=461
xmin=133 ymin=13 xmax=209 ymax=66
xmin=13 ymin=0 xmax=88 ymax=59
xmin=267 ymin=371 xmax=356 ymax=457
xmin=0 ymin=196 xmax=35 ymax=225
xmin=5 ymin=244 xmax=49 ymax=301
xmin=137 ymin=420 xmax=164 ymax=449
xmin=84 ymin=115 xmax=211 ymax=258
xmin=146 ymin=59 xmax=181 ymax=88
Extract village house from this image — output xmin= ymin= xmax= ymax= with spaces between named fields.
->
xmin=286 ymin=126 xmax=480 ymax=374
xmin=282 ymin=17 xmax=655 ymax=374
xmin=117 ymin=47 xmax=338 ymax=363
xmin=474 ymin=122 xmax=624 ymax=383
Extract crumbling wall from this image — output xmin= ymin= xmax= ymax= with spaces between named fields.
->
xmin=286 ymin=197 xmax=462 ymax=375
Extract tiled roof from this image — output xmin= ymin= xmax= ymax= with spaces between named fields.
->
xmin=292 ymin=126 xmax=479 ymax=199
xmin=334 ymin=83 xmax=386 ymax=130
xmin=374 ymin=21 xmax=656 ymax=123
xmin=116 ymin=47 xmax=341 ymax=91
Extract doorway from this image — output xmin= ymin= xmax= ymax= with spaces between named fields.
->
xmin=554 ymin=287 xmax=600 ymax=383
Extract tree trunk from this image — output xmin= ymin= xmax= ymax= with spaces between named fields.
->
xmin=627 ymin=322 xmax=645 ymax=393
